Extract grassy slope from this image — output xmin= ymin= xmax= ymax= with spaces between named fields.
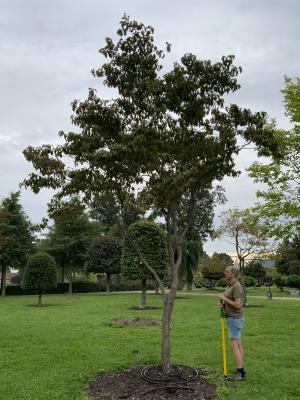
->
xmin=0 ymin=292 xmax=299 ymax=400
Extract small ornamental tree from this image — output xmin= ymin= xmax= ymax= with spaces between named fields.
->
xmin=86 ymin=236 xmax=122 ymax=294
xmin=22 ymin=252 xmax=57 ymax=306
xmin=22 ymin=17 xmax=278 ymax=374
xmin=202 ymin=256 xmax=226 ymax=288
xmin=121 ymin=220 xmax=167 ymax=308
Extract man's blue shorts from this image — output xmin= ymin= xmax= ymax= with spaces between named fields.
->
xmin=226 ymin=316 xmax=244 ymax=340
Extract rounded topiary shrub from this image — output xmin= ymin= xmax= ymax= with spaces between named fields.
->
xmin=22 ymin=252 xmax=57 ymax=306
xmin=121 ymin=219 xmax=168 ymax=308
xmin=86 ymin=236 xmax=122 ymax=294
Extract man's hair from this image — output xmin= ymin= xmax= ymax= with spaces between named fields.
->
xmin=225 ymin=265 xmax=238 ymax=275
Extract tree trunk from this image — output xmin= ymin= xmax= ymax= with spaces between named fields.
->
xmin=239 ymin=259 xmax=248 ymax=306
xmin=161 ymin=288 xmax=176 ymax=375
xmin=61 ymin=265 xmax=65 ymax=284
xmin=38 ymin=292 xmax=42 ymax=306
xmin=115 ymin=273 xmax=121 ymax=288
xmin=240 ymin=277 xmax=248 ymax=306
xmin=1 ymin=264 xmax=7 ymax=297
xmin=106 ymin=272 xmax=111 ymax=295
xmin=68 ymin=272 xmax=73 ymax=295
xmin=187 ymin=282 xmax=193 ymax=291
xmin=154 ymin=280 xmax=160 ymax=294
xmin=139 ymin=278 xmax=147 ymax=309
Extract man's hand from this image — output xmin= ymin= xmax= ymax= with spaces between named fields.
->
xmin=218 ymin=293 xmax=226 ymax=301
xmin=218 ymin=292 xmax=241 ymax=309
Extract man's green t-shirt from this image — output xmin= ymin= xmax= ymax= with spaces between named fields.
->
xmin=224 ymin=281 xmax=244 ymax=318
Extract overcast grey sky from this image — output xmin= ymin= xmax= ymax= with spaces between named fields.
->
xmin=0 ymin=0 xmax=298 ymax=254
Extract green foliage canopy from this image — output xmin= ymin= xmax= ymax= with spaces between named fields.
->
xmin=21 ymin=16 xmax=278 ymax=373
xmin=243 ymin=260 xmax=266 ymax=279
xmin=275 ymin=236 xmax=300 ymax=276
xmin=22 ymin=252 xmax=57 ymax=293
xmin=202 ymin=256 xmax=225 ymax=282
xmin=46 ymin=198 xmax=99 ymax=273
xmin=87 ymin=236 xmax=122 ymax=275
xmin=216 ymin=207 xmax=270 ymax=268
xmin=248 ymin=76 xmax=300 ymax=239
xmin=121 ymin=219 xmax=167 ymax=281
xmin=0 ymin=192 xmax=34 ymax=270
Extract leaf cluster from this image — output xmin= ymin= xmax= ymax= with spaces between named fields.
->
xmin=21 ymin=16 xmax=278 ymax=230
xmin=121 ymin=219 xmax=168 ymax=281
xmin=87 ymin=236 xmax=122 ymax=275
xmin=0 ymin=192 xmax=34 ymax=270
xmin=22 ymin=252 xmax=57 ymax=292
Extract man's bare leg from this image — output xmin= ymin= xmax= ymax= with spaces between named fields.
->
xmin=229 ymin=339 xmax=243 ymax=369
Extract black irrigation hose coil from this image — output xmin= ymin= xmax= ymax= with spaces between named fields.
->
xmin=138 ymin=364 xmax=199 ymax=398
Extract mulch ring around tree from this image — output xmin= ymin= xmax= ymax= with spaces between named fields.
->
xmin=110 ymin=317 xmax=161 ymax=327
xmin=86 ymin=365 xmax=216 ymax=400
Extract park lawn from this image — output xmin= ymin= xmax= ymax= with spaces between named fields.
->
xmin=194 ymin=286 xmax=300 ymax=298
xmin=0 ymin=292 xmax=299 ymax=400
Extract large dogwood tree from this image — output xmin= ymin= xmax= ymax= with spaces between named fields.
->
xmin=22 ymin=16 xmax=277 ymax=374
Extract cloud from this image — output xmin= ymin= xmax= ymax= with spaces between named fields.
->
xmin=1 ymin=0 xmax=298 ymax=253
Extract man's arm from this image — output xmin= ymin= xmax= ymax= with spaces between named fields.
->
xmin=218 ymin=293 xmax=241 ymax=309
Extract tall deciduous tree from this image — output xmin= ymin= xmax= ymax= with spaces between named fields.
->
xmin=275 ymin=236 xmax=300 ymax=276
xmin=180 ymin=240 xmax=203 ymax=290
xmin=22 ymin=17 xmax=277 ymax=374
xmin=0 ymin=192 xmax=34 ymax=296
xmin=211 ymin=252 xmax=233 ymax=267
xmin=202 ymin=256 xmax=226 ymax=288
xmin=87 ymin=236 xmax=122 ymax=294
xmin=243 ymin=260 xmax=266 ymax=285
xmin=248 ymin=76 xmax=300 ymax=240
xmin=216 ymin=207 xmax=270 ymax=304
xmin=46 ymin=198 xmax=99 ymax=293
xmin=121 ymin=219 xmax=167 ymax=308
xmin=89 ymin=193 xmax=143 ymax=233
xmin=217 ymin=208 xmax=270 ymax=269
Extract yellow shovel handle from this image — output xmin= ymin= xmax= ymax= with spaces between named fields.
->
xmin=221 ymin=317 xmax=228 ymax=378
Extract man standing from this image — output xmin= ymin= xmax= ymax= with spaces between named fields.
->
xmin=218 ymin=265 xmax=246 ymax=380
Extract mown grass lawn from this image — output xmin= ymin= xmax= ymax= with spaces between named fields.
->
xmin=0 ymin=291 xmax=299 ymax=400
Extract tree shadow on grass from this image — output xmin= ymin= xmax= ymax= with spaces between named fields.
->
xmin=26 ymin=304 xmax=59 ymax=308
xmin=127 ymin=306 xmax=162 ymax=310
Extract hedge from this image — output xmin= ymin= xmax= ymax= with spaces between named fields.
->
xmin=4 ymin=280 xmax=156 ymax=296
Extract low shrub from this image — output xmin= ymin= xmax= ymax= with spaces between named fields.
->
xmin=243 ymin=275 xmax=256 ymax=287
xmin=5 ymin=280 xmax=153 ymax=295
xmin=286 ymin=274 xmax=300 ymax=289
xmin=216 ymin=278 xmax=228 ymax=287
xmin=273 ymin=276 xmax=286 ymax=291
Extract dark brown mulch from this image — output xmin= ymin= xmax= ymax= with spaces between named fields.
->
xmin=86 ymin=365 xmax=216 ymax=400
xmin=110 ymin=317 xmax=161 ymax=327
xmin=127 ymin=306 xmax=162 ymax=310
